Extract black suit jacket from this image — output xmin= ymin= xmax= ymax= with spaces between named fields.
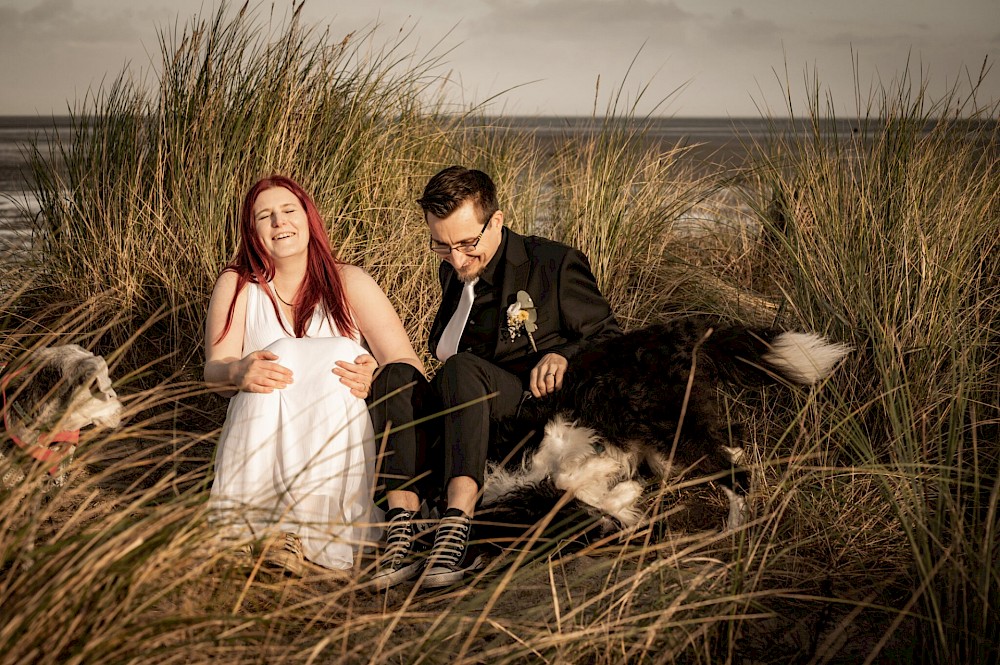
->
xmin=428 ymin=228 xmax=621 ymax=382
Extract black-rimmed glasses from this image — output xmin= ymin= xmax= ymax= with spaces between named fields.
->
xmin=428 ymin=212 xmax=495 ymax=256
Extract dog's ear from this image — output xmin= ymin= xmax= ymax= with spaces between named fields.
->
xmin=22 ymin=364 xmax=69 ymax=414
xmin=49 ymin=347 xmax=113 ymax=394
xmin=68 ymin=356 xmax=118 ymax=403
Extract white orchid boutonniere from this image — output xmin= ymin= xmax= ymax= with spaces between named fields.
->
xmin=506 ymin=290 xmax=538 ymax=352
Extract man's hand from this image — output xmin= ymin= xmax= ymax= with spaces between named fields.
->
xmin=529 ymin=352 xmax=568 ymax=398
xmin=333 ymin=353 xmax=378 ymax=398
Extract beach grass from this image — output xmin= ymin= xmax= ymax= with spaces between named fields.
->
xmin=2 ymin=3 xmax=998 ymax=663
xmin=742 ymin=68 xmax=1000 ymax=663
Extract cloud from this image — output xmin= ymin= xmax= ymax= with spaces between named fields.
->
xmin=703 ymin=7 xmax=782 ymax=49
xmin=0 ymin=0 xmax=139 ymax=46
xmin=475 ymin=0 xmax=695 ymax=42
xmin=814 ymin=20 xmax=932 ymax=49
xmin=0 ymin=0 xmax=160 ymax=114
xmin=2 ymin=0 xmax=997 ymax=117
xmin=23 ymin=0 xmax=74 ymax=22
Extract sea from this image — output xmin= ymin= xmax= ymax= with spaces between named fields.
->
xmin=0 ymin=115 xmax=858 ymax=257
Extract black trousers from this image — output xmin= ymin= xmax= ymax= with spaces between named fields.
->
xmin=367 ymin=362 xmax=437 ymax=497
xmin=433 ymin=352 xmax=526 ymax=488
xmin=367 ymin=354 xmax=527 ymax=503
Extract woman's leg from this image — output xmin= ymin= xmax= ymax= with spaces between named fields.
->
xmin=264 ymin=336 xmax=379 ymax=569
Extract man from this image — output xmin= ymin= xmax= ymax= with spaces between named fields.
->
xmin=370 ymin=166 xmax=620 ymax=589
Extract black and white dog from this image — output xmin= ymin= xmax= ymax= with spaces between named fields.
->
xmin=480 ymin=316 xmax=850 ymax=539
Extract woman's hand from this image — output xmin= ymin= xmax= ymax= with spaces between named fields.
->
xmin=334 ymin=353 xmax=378 ymax=399
xmin=233 ymin=350 xmax=293 ymax=393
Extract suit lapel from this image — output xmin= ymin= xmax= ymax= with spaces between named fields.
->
xmin=495 ymin=229 xmax=531 ymax=358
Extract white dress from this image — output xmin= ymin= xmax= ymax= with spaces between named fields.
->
xmin=210 ymin=282 xmax=381 ymax=569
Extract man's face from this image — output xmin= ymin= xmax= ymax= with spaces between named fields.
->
xmin=426 ymin=199 xmax=503 ymax=283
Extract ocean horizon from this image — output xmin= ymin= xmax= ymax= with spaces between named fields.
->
xmin=0 ymin=112 xmax=966 ymax=253
xmin=0 ymin=113 xmax=874 ymax=191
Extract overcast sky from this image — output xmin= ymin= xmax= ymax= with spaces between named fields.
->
xmin=1 ymin=0 xmax=997 ymax=117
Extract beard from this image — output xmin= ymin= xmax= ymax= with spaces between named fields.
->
xmin=456 ymin=257 xmax=487 ymax=283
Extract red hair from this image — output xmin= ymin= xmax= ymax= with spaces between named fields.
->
xmin=216 ymin=175 xmax=357 ymax=342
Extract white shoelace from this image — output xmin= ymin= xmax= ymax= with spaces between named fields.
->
xmin=430 ymin=514 xmax=470 ymax=567
xmin=383 ymin=511 xmax=415 ymax=564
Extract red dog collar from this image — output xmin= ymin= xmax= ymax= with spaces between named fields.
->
xmin=1 ymin=367 xmax=80 ymax=474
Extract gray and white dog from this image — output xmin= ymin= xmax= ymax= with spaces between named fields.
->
xmin=1 ymin=344 xmax=123 ymax=487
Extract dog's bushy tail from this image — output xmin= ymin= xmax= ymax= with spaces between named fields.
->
xmin=706 ymin=324 xmax=851 ymax=387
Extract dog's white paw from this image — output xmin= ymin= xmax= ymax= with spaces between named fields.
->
xmin=722 ymin=486 xmax=748 ymax=532
xmin=554 ymin=455 xmax=621 ymax=494
xmin=601 ymin=480 xmax=644 ymax=526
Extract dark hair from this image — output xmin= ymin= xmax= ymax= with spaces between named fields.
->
xmin=216 ymin=175 xmax=357 ymax=342
xmin=416 ymin=166 xmax=498 ymax=222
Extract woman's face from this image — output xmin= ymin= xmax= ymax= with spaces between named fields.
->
xmin=252 ymin=186 xmax=310 ymax=261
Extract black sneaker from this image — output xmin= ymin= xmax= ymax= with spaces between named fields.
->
xmin=422 ymin=508 xmax=485 ymax=588
xmin=371 ymin=508 xmax=424 ymax=589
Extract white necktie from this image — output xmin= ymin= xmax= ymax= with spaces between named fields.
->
xmin=436 ymin=278 xmax=478 ymax=362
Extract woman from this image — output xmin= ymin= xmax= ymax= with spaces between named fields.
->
xmin=205 ymin=175 xmax=423 ymax=572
